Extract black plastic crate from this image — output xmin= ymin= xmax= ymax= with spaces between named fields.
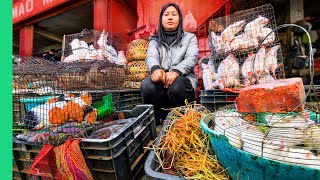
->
xmin=13 ymin=158 xmax=19 ymax=172
xmin=13 ymin=171 xmax=21 ymax=180
xmin=15 ymin=160 xmax=34 ymax=172
xmin=144 ymin=122 xmax=183 ymax=180
xmin=113 ymin=90 xmax=143 ymax=111
xmin=12 ymin=104 xmax=156 ymax=180
xmin=81 ymin=104 xmax=156 ymax=180
xmin=12 ymin=142 xmax=42 ymax=179
xmin=13 ymin=151 xmax=33 ymax=162
xmin=81 ymin=105 xmax=155 ymax=152
xmin=200 ymin=90 xmax=238 ymax=112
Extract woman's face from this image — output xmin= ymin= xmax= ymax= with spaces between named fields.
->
xmin=162 ymin=6 xmax=179 ymax=31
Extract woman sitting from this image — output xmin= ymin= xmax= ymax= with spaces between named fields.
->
xmin=141 ymin=3 xmax=199 ymax=124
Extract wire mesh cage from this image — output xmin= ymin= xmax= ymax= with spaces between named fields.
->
xmin=198 ymin=13 xmax=320 ymax=177
xmin=12 ymin=56 xmax=129 ymax=146
xmin=211 ymin=102 xmax=320 ymax=170
xmin=207 ymin=4 xmax=285 ymax=90
xmin=56 ymin=60 xmax=126 ymax=91
xmin=62 ymin=29 xmax=127 ymax=64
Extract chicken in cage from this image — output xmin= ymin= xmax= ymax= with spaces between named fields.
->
xmin=200 ymin=4 xmax=320 ymax=179
xmin=209 ymin=15 xmax=276 ymax=56
xmin=211 ymin=102 xmax=320 ymax=170
xmin=13 ymin=56 xmax=127 ymax=146
xmin=62 ymin=29 xmax=127 ymax=65
xmin=201 ymin=58 xmax=217 ymax=91
xmin=203 ymin=4 xmax=285 ymax=92
xmin=14 ymin=92 xmax=102 ymax=145
xmin=202 ymin=75 xmax=320 ymax=177
xmin=56 ymin=60 xmax=126 ymax=91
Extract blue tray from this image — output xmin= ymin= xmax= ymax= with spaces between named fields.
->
xmin=20 ymin=96 xmax=55 ymax=112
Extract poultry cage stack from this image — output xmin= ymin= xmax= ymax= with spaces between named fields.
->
xmin=203 ymin=4 xmax=285 ymax=92
xmin=12 ymin=29 xmax=129 ymax=146
xmin=199 ymin=5 xmax=320 ymax=178
xmin=201 ymin=92 xmax=320 ymax=179
xmin=124 ymin=39 xmax=149 ymax=89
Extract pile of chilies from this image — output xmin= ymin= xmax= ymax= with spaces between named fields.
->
xmin=151 ymin=103 xmax=229 ymax=179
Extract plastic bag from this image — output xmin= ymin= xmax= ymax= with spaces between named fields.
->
xmin=183 ymin=10 xmax=197 ymax=32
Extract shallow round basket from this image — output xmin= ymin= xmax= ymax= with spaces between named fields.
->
xmin=126 ymin=39 xmax=149 ymax=61
xmin=200 ymin=113 xmax=320 ymax=180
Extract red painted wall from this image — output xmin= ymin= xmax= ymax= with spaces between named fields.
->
xmin=137 ymin=0 xmax=226 ymax=28
xmin=94 ymin=0 xmax=109 ymax=31
xmin=109 ymin=0 xmax=138 ymax=42
xmin=94 ymin=0 xmax=138 ymax=43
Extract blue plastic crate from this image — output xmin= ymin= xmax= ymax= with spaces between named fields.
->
xmin=20 ymin=96 xmax=55 ymax=112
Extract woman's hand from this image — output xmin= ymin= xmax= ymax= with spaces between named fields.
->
xmin=164 ymin=71 xmax=179 ymax=88
xmin=151 ymin=69 xmax=166 ymax=83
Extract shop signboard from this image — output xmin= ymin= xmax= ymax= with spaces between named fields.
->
xmin=13 ymin=0 xmax=70 ymax=24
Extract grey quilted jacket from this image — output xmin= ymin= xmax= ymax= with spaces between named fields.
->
xmin=145 ymin=31 xmax=199 ymax=90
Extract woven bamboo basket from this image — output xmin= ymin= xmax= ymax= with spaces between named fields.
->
xmin=127 ymin=61 xmax=148 ymax=82
xmin=126 ymin=39 xmax=149 ymax=61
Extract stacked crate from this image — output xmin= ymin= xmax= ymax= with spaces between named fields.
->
xmin=13 ymin=105 xmax=156 ymax=180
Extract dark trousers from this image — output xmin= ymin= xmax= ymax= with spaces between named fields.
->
xmin=141 ymin=76 xmax=195 ymax=124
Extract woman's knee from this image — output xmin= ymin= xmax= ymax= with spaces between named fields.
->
xmin=141 ymin=76 xmax=161 ymax=95
xmin=168 ymin=77 xmax=195 ymax=98
xmin=167 ymin=77 xmax=188 ymax=95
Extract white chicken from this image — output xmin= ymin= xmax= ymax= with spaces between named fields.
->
xmin=85 ymin=45 xmax=98 ymax=61
xmin=97 ymin=32 xmax=118 ymax=62
xmin=244 ymin=16 xmax=270 ymax=39
xmin=253 ymin=46 xmax=268 ymax=82
xmin=63 ymin=38 xmax=81 ymax=63
xmin=263 ymin=139 xmax=320 ymax=169
xmin=214 ymin=54 xmax=241 ymax=89
xmin=63 ymin=54 xmax=77 ymax=63
xmin=117 ymin=51 xmax=126 ymax=66
xmin=240 ymin=125 xmax=265 ymax=156
xmin=258 ymin=27 xmax=275 ymax=45
xmin=211 ymin=31 xmax=226 ymax=54
xmin=64 ymin=39 xmax=89 ymax=62
xmin=202 ymin=63 xmax=217 ymax=90
xmin=265 ymin=45 xmax=281 ymax=79
xmin=70 ymin=38 xmax=80 ymax=51
xmin=221 ymin=20 xmax=246 ymax=43
xmin=229 ymin=34 xmax=248 ymax=51
xmin=246 ymin=35 xmax=259 ymax=49
xmin=241 ymin=53 xmax=256 ymax=85
xmin=302 ymin=126 xmax=320 ymax=152
xmin=105 ymin=45 xmax=118 ymax=63
xmin=79 ymin=40 xmax=89 ymax=59
xmin=257 ymin=74 xmax=275 ymax=84
xmin=70 ymin=38 xmax=82 ymax=61
xmin=283 ymin=148 xmax=320 ymax=169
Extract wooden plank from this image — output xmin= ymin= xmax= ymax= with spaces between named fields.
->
xmin=33 ymin=44 xmax=62 ymax=55
xmin=290 ymin=0 xmax=304 ymax=23
xmin=34 ymin=28 xmax=63 ymax=43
